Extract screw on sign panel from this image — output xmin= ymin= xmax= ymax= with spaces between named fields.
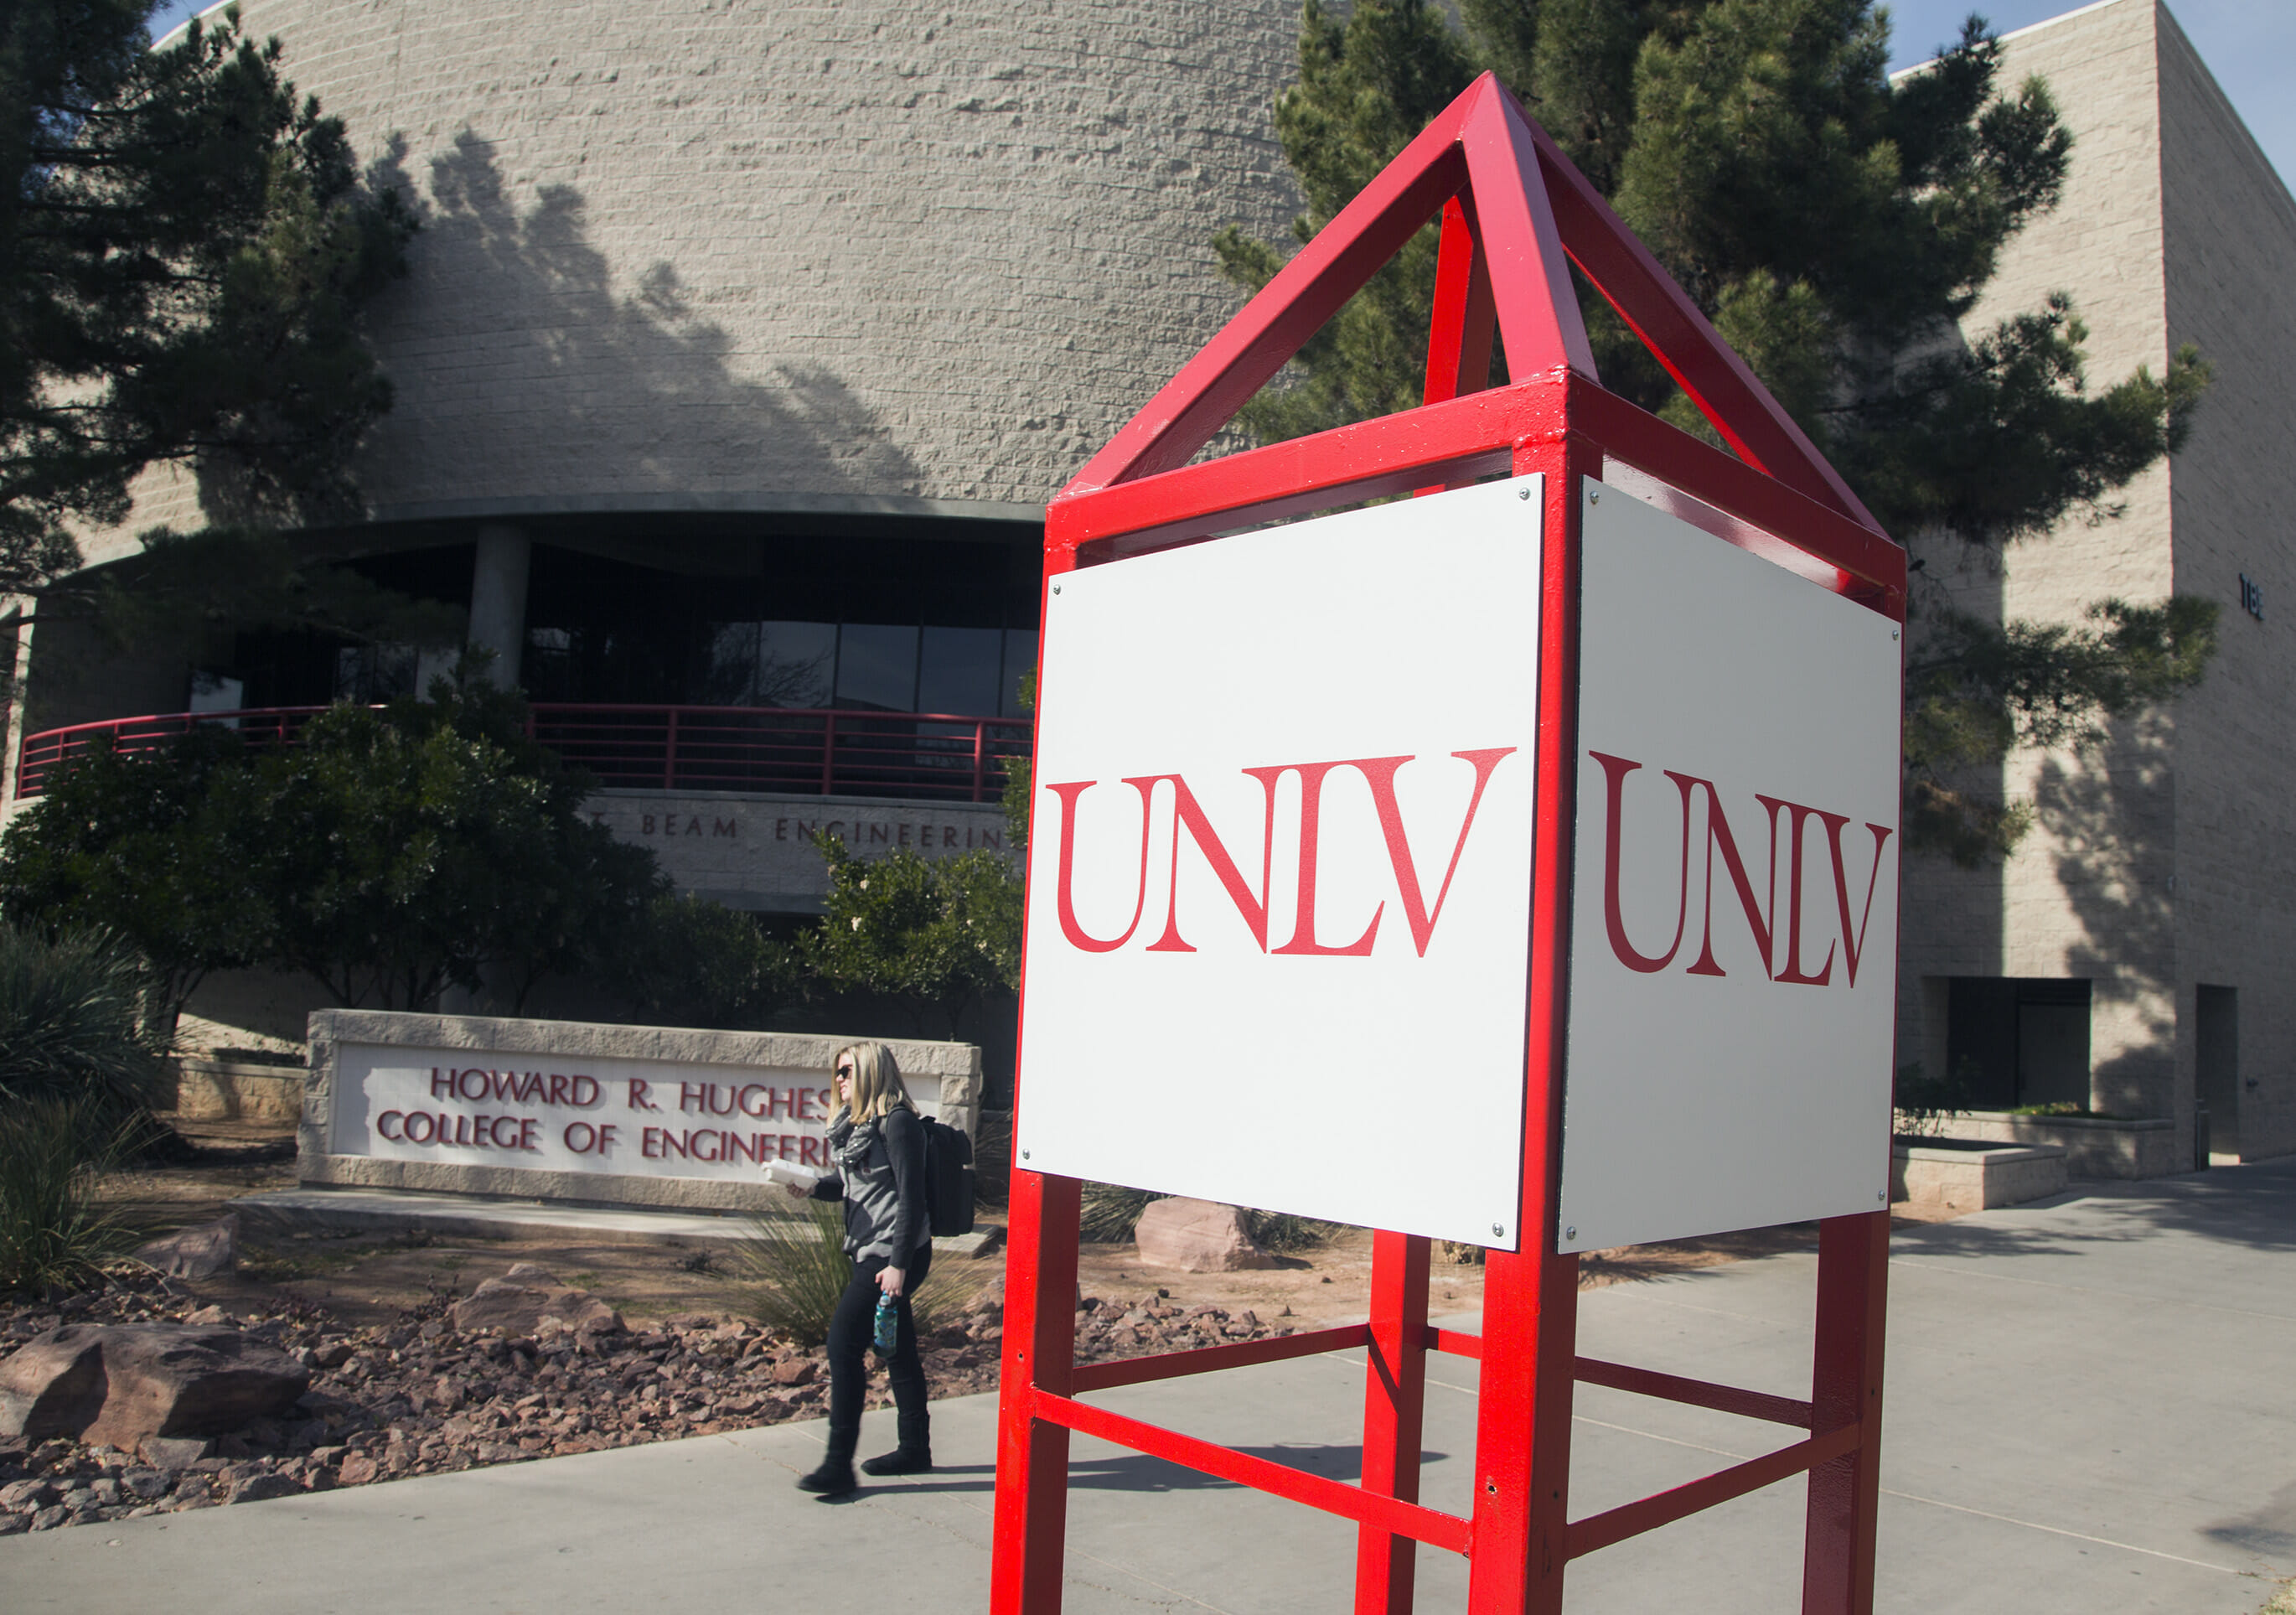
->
xmin=993 ymin=72 xmax=1902 ymax=1615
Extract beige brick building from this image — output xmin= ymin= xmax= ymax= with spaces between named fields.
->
xmin=9 ymin=0 xmax=1306 ymax=764
xmin=8 ymin=0 xmax=2293 ymax=1166
xmin=1897 ymin=0 xmax=2296 ymax=1164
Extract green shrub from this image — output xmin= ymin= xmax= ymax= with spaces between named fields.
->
xmin=1893 ymin=1059 xmax=1975 ymax=1138
xmin=0 ymin=924 xmax=166 ymax=1117
xmin=736 ymin=1203 xmax=970 ymax=1344
xmin=0 ymin=1098 xmax=134 ymax=1295
xmin=605 ymin=892 xmax=790 ymax=1029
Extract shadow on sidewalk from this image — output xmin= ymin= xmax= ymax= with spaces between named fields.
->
xmin=1888 ymin=1156 xmax=2296 ymax=1265
xmin=855 ymin=1444 xmax=1451 ymax=1499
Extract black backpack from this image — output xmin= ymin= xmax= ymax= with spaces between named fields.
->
xmin=918 ymin=1113 xmax=976 ymax=1238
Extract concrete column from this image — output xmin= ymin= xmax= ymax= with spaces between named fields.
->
xmin=468 ymin=524 xmax=533 ymax=688
xmin=0 ymin=612 xmax=29 ymax=810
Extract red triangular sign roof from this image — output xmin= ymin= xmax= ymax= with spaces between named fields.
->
xmin=1062 ymin=73 xmax=1882 ymax=537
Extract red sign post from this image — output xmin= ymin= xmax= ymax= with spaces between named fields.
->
xmin=992 ymin=73 xmax=1904 ymax=1613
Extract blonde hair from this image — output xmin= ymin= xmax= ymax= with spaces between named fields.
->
xmin=835 ymin=1041 xmax=914 ymax=1126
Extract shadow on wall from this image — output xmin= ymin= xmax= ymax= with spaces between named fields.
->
xmin=359 ymin=130 xmax=926 ymax=505
xmin=1898 ymin=529 xmax=2010 ymax=1079
xmin=2034 ymin=714 xmax=2178 ymax=1120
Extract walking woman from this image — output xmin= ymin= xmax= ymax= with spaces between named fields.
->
xmin=788 ymin=1040 xmax=934 ymax=1495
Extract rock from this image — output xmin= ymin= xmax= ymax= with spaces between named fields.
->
xmin=131 ymin=1214 xmax=240 ymax=1281
xmin=0 ymin=1326 xmax=109 ymax=1440
xmin=29 ymin=1504 xmax=66 ymax=1530
xmin=450 ymin=1272 xmax=622 ymax=1338
xmin=92 ymin=1328 xmax=308 ymax=1451
xmin=229 ymin=1473 xmax=302 ymax=1504
xmin=183 ymin=1306 xmax=230 ymax=1326
xmin=312 ymin=1343 xmax=354 ymax=1369
xmin=0 ymin=1514 xmax=26 ymax=1535
xmin=122 ymin=1469 xmax=171 ymax=1501
xmin=337 ymin=1453 xmax=380 ymax=1485
xmin=139 ymin=1436 xmax=211 ymax=1469
xmin=1132 ymin=1198 xmax=1276 ymax=1274
xmin=768 ymin=1359 xmax=816 ymax=1387
xmin=0 ymin=1324 xmax=308 ymax=1452
xmin=1 ymin=1478 xmax=57 ymax=1510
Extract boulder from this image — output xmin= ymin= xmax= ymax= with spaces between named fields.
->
xmin=0 ymin=1326 xmax=108 ymax=1440
xmin=132 ymin=1214 xmax=239 ymax=1281
xmin=1133 ymin=1198 xmax=1276 ymax=1273
xmin=450 ymin=1266 xmax=623 ymax=1338
xmin=0 ymin=1324 xmax=308 ymax=1450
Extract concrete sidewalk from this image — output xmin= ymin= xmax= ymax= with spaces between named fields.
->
xmin=4 ymin=1159 xmax=2292 ymax=1612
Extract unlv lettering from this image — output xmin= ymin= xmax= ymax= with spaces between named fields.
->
xmin=1589 ymin=750 xmax=1891 ymax=987
xmin=1046 ymin=749 xmax=1516 ymax=960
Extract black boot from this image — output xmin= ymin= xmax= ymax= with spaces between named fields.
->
xmin=797 ymin=1452 xmax=858 ymax=1496
xmin=861 ymin=1446 xmax=933 ymax=1477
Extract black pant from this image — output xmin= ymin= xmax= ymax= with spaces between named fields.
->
xmin=824 ymin=1241 xmax=933 ymax=1462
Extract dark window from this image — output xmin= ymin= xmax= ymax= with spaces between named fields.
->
xmin=919 ymin=626 xmax=1003 ymax=717
xmin=1001 ymin=629 xmax=1039 ymax=717
xmin=834 ymin=624 xmax=920 ymax=712
xmin=1944 ymin=977 xmax=2091 ymax=1110
xmin=220 ymin=521 xmax=1039 ymax=714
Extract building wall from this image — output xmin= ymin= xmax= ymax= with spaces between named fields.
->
xmin=587 ymin=788 xmax=1011 ymax=914
xmin=1895 ymin=0 xmax=2178 ymax=1115
xmin=2157 ymin=5 xmax=2296 ymax=1161
xmin=111 ymin=0 xmax=1306 ymax=556
xmin=1897 ymin=0 xmax=2296 ymax=1162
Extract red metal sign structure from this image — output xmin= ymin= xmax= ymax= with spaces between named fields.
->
xmin=993 ymin=73 xmax=1905 ymax=1613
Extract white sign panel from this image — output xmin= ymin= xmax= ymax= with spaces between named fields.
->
xmin=1015 ymin=478 xmax=1544 ymax=1248
xmin=1562 ymin=477 xmax=1901 ymax=1250
xmin=329 ymin=1045 xmax=937 ymax=1183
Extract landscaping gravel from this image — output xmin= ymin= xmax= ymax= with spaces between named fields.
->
xmin=0 ymin=1267 xmax=1293 ymax=1532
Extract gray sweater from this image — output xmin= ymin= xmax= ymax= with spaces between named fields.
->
xmin=812 ymin=1106 xmax=929 ymax=1262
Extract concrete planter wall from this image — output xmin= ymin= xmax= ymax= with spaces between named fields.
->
xmin=1892 ymin=1139 xmax=2068 ymax=1213
xmin=175 ymin=1059 xmax=306 ymax=1123
xmin=1924 ymin=1111 xmax=2180 ymax=1179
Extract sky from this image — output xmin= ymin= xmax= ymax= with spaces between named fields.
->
xmin=147 ymin=0 xmax=2290 ymax=188
xmin=1885 ymin=0 xmax=2293 ymax=188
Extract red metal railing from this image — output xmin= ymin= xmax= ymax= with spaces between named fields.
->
xmin=13 ymin=703 xmax=1031 ymax=803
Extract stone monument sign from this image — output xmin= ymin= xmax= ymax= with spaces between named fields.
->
xmin=297 ymin=1010 xmax=983 ymax=1214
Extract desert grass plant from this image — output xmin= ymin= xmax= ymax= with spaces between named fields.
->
xmin=1245 ymin=1209 xmax=1349 ymax=1252
xmin=0 ymin=1097 xmax=136 ymax=1295
xmin=1078 ymin=1181 xmax=1344 ymax=1251
xmin=0 ymin=924 xmax=168 ymax=1119
xmin=737 ymin=1202 xmax=972 ymax=1345
xmin=1078 ymin=1182 xmax=1156 ymax=1244
xmin=971 ymin=1107 xmax=1011 ymax=1207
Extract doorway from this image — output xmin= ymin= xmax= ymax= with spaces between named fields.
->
xmin=2196 ymin=985 xmax=2239 ymax=1157
xmin=1944 ymin=977 xmax=2093 ymax=1110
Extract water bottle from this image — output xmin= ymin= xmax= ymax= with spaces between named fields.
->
xmin=872 ymin=1291 xmax=899 ymax=1354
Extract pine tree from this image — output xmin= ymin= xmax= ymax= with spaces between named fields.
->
xmin=1216 ymin=0 xmax=2216 ymax=862
xmin=1 ymin=2 xmax=416 ymax=594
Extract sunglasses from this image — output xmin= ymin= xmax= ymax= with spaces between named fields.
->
xmin=835 ymin=1066 xmax=854 ymax=1079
